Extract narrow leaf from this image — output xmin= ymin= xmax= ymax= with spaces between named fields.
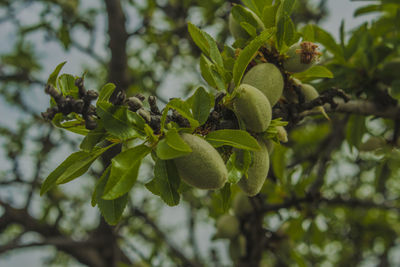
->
xmin=102 ymin=144 xmax=151 ymax=200
xmin=47 ymin=61 xmax=67 ymax=87
xmin=98 ymin=83 xmax=116 ymax=102
xmin=156 ymin=138 xmax=191 ymax=160
xmin=40 ymin=145 xmax=113 ymax=195
xmin=166 ymin=129 xmax=192 ymax=152
xmin=233 ymin=29 xmax=274 ymax=85
xmin=205 ymin=129 xmax=261 ymax=150
xmin=145 ymin=159 xmax=181 ymax=206
xmin=97 ymin=101 xmax=143 ymax=140
xmin=94 ymin=167 xmax=128 ymax=225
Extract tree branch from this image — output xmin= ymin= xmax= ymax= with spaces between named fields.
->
xmin=303 ymin=99 xmax=400 ymax=120
xmin=103 ymin=0 xmax=129 ymax=101
xmin=130 ymin=205 xmax=202 ymax=267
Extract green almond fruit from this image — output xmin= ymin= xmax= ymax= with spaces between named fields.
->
xmin=237 ymin=139 xmax=270 ymax=196
xmin=233 ymin=84 xmax=272 ymax=133
xmin=216 ymin=214 xmax=240 ymax=239
xmin=242 ymin=63 xmax=284 ymax=106
xmin=233 ymin=191 xmax=254 ymax=218
xmin=283 ymin=42 xmax=320 ymax=73
xmin=173 ymin=133 xmax=228 ymax=190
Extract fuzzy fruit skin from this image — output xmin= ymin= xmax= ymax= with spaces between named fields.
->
xmin=173 ymin=133 xmax=228 ymax=190
xmin=228 ymin=10 xmax=264 ymax=40
xmin=237 ymin=139 xmax=270 ymax=196
xmin=283 ymin=43 xmax=317 ymax=73
xmin=242 ymin=63 xmax=284 ymax=106
xmin=233 ymin=84 xmax=272 ymax=133
xmin=216 ymin=214 xmax=240 ymax=239
xmin=233 ymin=192 xmax=254 ymax=217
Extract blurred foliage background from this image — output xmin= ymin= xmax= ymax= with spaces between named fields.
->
xmin=1 ymin=0 xmax=400 ymax=266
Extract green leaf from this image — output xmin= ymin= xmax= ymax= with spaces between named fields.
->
xmin=102 ymin=144 xmax=151 ymax=200
xmin=47 ymin=61 xmax=67 ymax=87
xmin=98 ymin=83 xmax=116 ymax=102
xmin=271 ymin=144 xmax=287 ymax=185
xmin=145 ymin=159 xmax=181 ymax=206
xmin=346 ymin=115 xmax=366 ymax=151
xmin=232 ymin=5 xmax=260 ymax=31
xmin=262 ymin=5 xmax=278 ymax=28
xmin=233 ymin=29 xmax=274 ymax=85
xmin=187 ymin=86 xmax=213 ymax=125
xmin=226 ymin=151 xmax=249 ymax=184
xmin=187 ymin=22 xmax=223 ymax=68
xmin=293 ymin=65 xmax=334 ymax=80
xmin=156 ymin=138 xmax=191 ymax=160
xmin=91 ymin=166 xmax=110 ymax=207
xmin=205 ymin=129 xmax=261 ymax=150
xmin=57 ymin=74 xmax=79 ymax=98
xmin=200 ymin=55 xmax=217 ymax=88
xmin=240 ymin=22 xmax=257 ymax=37
xmin=40 ymin=145 xmax=114 ymax=195
xmin=276 ymin=13 xmax=297 ymax=50
xmin=96 ymin=101 xmax=144 ymax=140
xmin=242 ymin=0 xmax=272 ymax=16
xmin=94 ymin=167 xmax=128 ymax=225
xmin=276 ymin=0 xmax=296 ymax=20
xmin=52 ymin=113 xmax=89 ymax=136
xmin=165 ymin=129 xmax=192 ymax=152
xmin=80 ymin=123 xmax=107 ymax=152
xmin=166 ymin=98 xmax=200 ymax=128
xmin=219 ymin=183 xmax=231 ymax=212
xmin=188 ymin=22 xmax=210 ymax=58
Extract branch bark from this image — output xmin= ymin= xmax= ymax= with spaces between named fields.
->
xmin=303 ymin=99 xmax=400 ymax=120
xmin=104 ymin=0 xmax=129 ymax=101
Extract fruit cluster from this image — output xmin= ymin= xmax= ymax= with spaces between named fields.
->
xmin=173 ymin=8 xmax=326 ymax=197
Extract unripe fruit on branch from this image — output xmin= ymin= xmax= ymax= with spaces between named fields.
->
xmin=228 ymin=9 xmax=264 ymax=40
xmin=242 ymin=63 xmax=284 ymax=106
xmin=216 ymin=214 xmax=240 ymax=239
xmin=173 ymin=133 xmax=228 ymax=190
xmin=283 ymin=42 xmax=320 ymax=73
xmin=300 ymin=83 xmax=330 ymax=120
xmin=237 ymin=139 xmax=270 ymax=196
xmin=233 ymin=192 xmax=254 ymax=217
xmin=233 ymin=84 xmax=272 ymax=133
